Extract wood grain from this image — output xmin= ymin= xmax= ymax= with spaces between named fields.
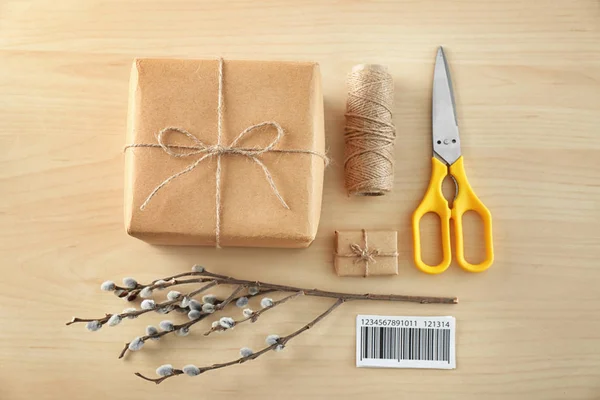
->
xmin=1 ymin=0 xmax=600 ymax=399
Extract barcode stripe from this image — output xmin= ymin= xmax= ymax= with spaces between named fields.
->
xmin=427 ymin=329 xmax=431 ymax=360
xmin=443 ymin=329 xmax=448 ymax=363
xmin=442 ymin=329 xmax=446 ymax=362
xmin=415 ymin=328 xmax=419 ymax=360
xmin=446 ymin=329 xmax=450 ymax=363
xmin=430 ymin=329 xmax=434 ymax=361
xmin=361 ymin=326 xmax=365 ymax=360
xmin=422 ymin=329 xmax=426 ymax=360
xmin=418 ymin=328 xmax=422 ymax=360
xmin=409 ymin=328 xmax=412 ymax=359
xmin=360 ymin=327 xmax=452 ymax=362
xmin=434 ymin=329 xmax=438 ymax=361
xmin=425 ymin=329 xmax=428 ymax=360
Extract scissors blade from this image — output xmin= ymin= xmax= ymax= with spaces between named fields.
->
xmin=432 ymin=46 xmax=461 ymax=166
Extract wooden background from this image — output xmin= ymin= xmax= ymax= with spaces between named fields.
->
xmin=1 ymin=1 xmax=599 ymax=399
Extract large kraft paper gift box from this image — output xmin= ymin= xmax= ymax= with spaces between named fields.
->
xmin=125 ymin=59 xmax=326 ymax=248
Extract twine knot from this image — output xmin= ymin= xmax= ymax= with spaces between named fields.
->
xmin=349 ymin=243 xmax=380 ymax=265
xmin=335 ymin=229 xmax=398 ymax=277
xmin=207 ymin=144 xmax=224 ymax=155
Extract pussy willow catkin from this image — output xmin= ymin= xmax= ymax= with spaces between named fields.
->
xmin=344 ymin=64 xmax=396 ymax=196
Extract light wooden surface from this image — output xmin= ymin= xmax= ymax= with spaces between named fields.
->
xmin=1 ymin=1 xmax=600 ymax=399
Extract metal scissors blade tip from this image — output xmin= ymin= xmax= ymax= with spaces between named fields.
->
xmin=432 ymin=46 xmax=461 ymax=165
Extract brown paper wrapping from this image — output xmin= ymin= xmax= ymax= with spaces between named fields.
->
xmin=125 ymin=59 xmax=325 ymax=248
xmin=334 ymin=230 xmax=398 ymax=277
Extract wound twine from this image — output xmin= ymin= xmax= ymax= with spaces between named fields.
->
xmin=336 ymin=229 xmax=399 ymax=277
xmin=344 ymin=64 xmax=396 ymax=196
xmin=124 ymin=58 xmax=329 ymax=248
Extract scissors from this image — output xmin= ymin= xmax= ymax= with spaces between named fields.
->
xmin=412 ymin=47 xmax=493 ymax=274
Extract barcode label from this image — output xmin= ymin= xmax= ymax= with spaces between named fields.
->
xmin=356 ymin=315 xmax=456 ymax=369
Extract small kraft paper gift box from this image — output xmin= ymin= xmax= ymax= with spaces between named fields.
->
xmin=334 ymin=230 xmax=398 ymax=277
xmin=125 ymin=58 xmax=327 ymax=248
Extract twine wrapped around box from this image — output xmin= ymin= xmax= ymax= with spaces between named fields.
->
xmin=334 ymin=229 xmax=399 ymax=277
xmin=125 ymin=58 xmax=329 ymax=248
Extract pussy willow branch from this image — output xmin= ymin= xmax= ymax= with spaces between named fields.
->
xmin=66 ymin=281 xmax=220 ymax=328
xmin=205 ymin=291 xmax=304 ymax=336
xmin=116 ymin=267 xmax=457 ymax=305
xmin=67 ymin=266 xmax=457 ymax=384
xmin=102 ymin=269 xmax=230 ymax=302
xmin=136 ymin=298 xmax=345 ymax=384
xmin=118 ymin=289 xmax=275 ymax=359
xmin=137 ymin=269 xmax=458 ymax=305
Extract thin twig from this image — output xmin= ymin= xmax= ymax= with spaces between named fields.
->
xmin=149 ymin=268 xmax=231 ymax=286
xmin=119 ymin=313 xmax=211 ymax=359
xmin=108 ymin=269 xmax=228 ymax=302
xmin=146 ymin=268 xmax=228 ymax=285
xmin=135 ymin=370 xmax=184 ymax=384
xmin=119 ymin=316 xmax=207 ymax=359
xmin=204 ymin=291 xmax=304 ymax=336
xmin=215 ymin=284 xmax=246 ymax=311
xmin=188 ymin=280 xmax=219 ymax=298
xmin=66 ymin=316 xmax=107 ymax=326
xmin=280 ymin=298 xmax=344 ymax=345
xmin=135 ymin=298 xmax=345 ymax=384
xmin=67 ymin=299 xmax=176 ymax=328
xmin=130 ymin=273 xmax=457 ymax=304
xmin=103 ymin=273 xmax=457 ymax=305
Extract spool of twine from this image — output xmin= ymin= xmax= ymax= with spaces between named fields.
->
xmin=344 ymin=64 xmax=396 ymax=196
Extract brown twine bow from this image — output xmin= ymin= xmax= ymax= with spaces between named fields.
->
xmin=124 ymin=58 xmax=329 ymax=248
xmin=337 ymin=229 xmax=398 ymax=277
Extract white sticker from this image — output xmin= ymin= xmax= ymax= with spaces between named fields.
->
xmin=356 ymin=315 xmax=456 ymax=369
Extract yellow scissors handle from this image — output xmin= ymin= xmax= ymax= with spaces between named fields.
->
xmin=412 ymin=157 xmax=452 ymax=274
xmin=449 ymin=156 xmax=494 ymax=272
